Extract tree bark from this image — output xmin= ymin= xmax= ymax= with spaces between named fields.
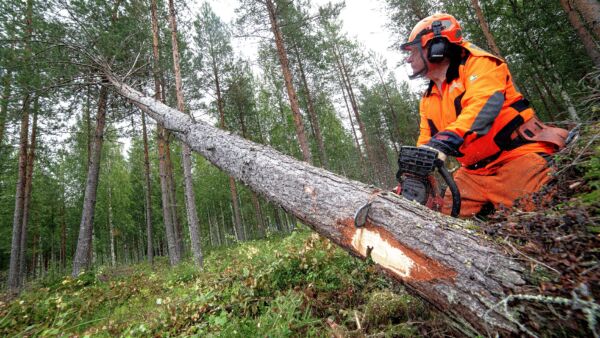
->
xmin=19 ymin=103 xmax=38 ymax=284
xmin=236 ymin=100 xmax=266 ymax=237
xmin=141 ymin=112 xmax=153 ymax=264
xmin=372 ymin=61 xmax=401 ymax=154
xmin=264 ymin=0 xmax=312 ymax=164
xmin=157 ymin=125 xmax=179 ymax=265
xmin=168 ymin=0 xmax=203 ymax=267
xmin=107 ymin=74 xmax=538 ymax=335
xmin=8 ymin=95 xmax=31 ymax=292
xmin=292 ymin=42 xmax=329 ymax=169
xmin=333 ymin=45 xmax=379 ymax=184
xmin=72 ymin=85 xmax=108 ymax=277
xmin=560 ymin=0 xmax=600 ymax=67
xmin=527 ymin=72 xmax=557 ymax=121
xmin=8 ymin=0 xmax=34 ymax=293
xmin=470 ymin=0 xmax=503 ymax=58
xmin=572 ymin=0 xmax=600 ymax=39
xmin=0 ymin=71 xmax=12 ymax=145
xmin=337 ymin=61 xmax=369 ymax=181
xmin=151 ymin=0 xmax=179 ymax=266
xmin=108 ymin=172 xmax=116 ymax=267
xmin=60 ymin=198 xmax=66 ymax=271
xmin=214 ymin=53 xmax=244 ymax=243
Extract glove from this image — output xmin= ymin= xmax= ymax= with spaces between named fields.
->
xmin=419 ymin=145 xmax=447 ymax=162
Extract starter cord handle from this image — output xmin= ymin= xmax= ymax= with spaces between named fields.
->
xmin=436 ymin=160 xmax=461 ymax=217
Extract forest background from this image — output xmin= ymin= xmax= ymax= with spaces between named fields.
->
xmin=0 ymin=0 xmax=598 ymax=313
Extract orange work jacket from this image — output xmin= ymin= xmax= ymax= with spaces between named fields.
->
xmin=416 ymin=42 xmax=555 ymax=175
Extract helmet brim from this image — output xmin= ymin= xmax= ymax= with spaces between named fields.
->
xmin=400 ymin=40 xmax=420 ymax=51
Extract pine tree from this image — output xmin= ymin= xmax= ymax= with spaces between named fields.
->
xmin=167 ymin=0 xmax=203 ymax=267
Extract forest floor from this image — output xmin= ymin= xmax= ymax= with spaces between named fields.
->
xmin=0 ymin=230 xmax=456 ymax=337
xmin=475 ymin=122 xmax=600 ymax=336
xmin=0 ymin=123 xmax=597 ymax=337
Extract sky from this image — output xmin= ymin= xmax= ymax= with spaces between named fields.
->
xmin=203 ymin=0 xmax=413 ymax=83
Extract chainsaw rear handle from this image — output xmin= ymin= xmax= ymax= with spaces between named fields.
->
xmin=397 ymin=146 xmax=461 ymax=217
xmin=435 ymin=160 xmax=461 ymax=217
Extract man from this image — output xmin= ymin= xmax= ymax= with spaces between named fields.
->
xmin=400 ymin=13 xmax=567 ymax=217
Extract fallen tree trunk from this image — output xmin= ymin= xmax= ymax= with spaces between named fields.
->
xmin=104 ymin=72 xmax=528 ymax=336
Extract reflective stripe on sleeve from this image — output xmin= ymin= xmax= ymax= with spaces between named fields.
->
xmin=469 ymin=91 xmax=505 ymax=136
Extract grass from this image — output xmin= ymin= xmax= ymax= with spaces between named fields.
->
xmin=0 ymin=230 xmax=443 ymax=337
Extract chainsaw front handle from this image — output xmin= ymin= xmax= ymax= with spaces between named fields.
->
xmin=436 ymin=160 xmax=461 ymax=217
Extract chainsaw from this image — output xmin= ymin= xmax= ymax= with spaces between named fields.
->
xmin=394 ymin=146 xmax=461 ymax=217
xmin=352 ymin=146 xmax=461 ymax=228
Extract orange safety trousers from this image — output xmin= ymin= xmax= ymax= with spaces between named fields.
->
xmin=441 ymin=152 xmax=554 ymax=217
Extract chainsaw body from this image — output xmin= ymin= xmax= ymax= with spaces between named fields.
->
xmin=396 ymin=146 xmax=461 ymax=217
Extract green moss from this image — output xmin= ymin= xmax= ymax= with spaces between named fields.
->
xmin=363 ymin=291 xmax=428 ymax=329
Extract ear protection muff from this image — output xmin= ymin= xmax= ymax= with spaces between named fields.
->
xmin=427 ymin=20 xmax=448 ymax=63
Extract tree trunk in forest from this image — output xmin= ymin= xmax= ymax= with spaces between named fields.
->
xmin=292 ymin=42 xmax=329 ymax=169
xmin=470 ymin=0 xmax=503 ymax=58
xmin=375 ymin=135 xmax=394 ymax=187
xmin=340 ymin=75 xmax=366 ymax=169
xmin=229 ymin=177 xmax=245 ymax=241
xmin=141 ymin=112 xmax=153 ymax=264
xmin=107 ymin=74 xmax=542 ymax=335
xmin=335 ymin=53 xmax=371 ymax=182
xmin=108 ymin=178 xmax=116 ymax=267
xmin=168 ymin=0 xmax=203 ymax=267
xmin=60 ymin=200 xmax=66 ymax=271
xmin=250 ymin=193 xmax=265 ymax=237
xmin=30 ymin=232 xmax=36 ymax=279
xmin=19 ymin=104 xmax=38 ymax=284
xmin=0 ymin=71 xmax=12 ymax=145
xmin=572 ymin=0 xmax=600 ymax=39
xmin=166 ymin=132 xmax=184 ymax=259
xmin=151 ymin=0 xmax=179 ymax=266
xmin=264 ymin=0 xmax=312 ymax=164
xmin=522 ymin=31 xmax=581 ymax=121
xmin=373 ymin=63 xmax=401 ymax=154
xmin=8 ymin=95 xmax=31 ymax=292
xmin=8 ymin=0 xmax=34 ymax=293
xmin=214 ymin=58 xmax=245 ymax=243
xmin=559 ymin=0 xmax=600 ymax=67
xmin=72 ymin=85 xmax=108 ymax=277
xmin=236 ymin=103 xmax=266 ymax=236
xmin=334 ymin=47 xmax=378 ymax=183
xmin=157 ymin=125 xmax=179 ymax=265
xmin=527 ymin=73 xmax=557 ymax=121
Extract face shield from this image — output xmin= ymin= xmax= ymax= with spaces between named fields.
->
xmin=400 ymin=39 xmax=429 ymax=80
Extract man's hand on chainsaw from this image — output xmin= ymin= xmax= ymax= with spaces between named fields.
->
xmin=418 ymin=145 xmax=447 ymax=162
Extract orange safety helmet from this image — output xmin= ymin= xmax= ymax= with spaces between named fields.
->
xmin=401 ymin=13 xmax=463 ymax=51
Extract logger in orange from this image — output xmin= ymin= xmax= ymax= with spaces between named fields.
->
xmin=400 ymin=13 xmax=568 ymax=217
